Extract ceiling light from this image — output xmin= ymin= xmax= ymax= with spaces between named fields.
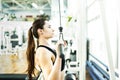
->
xmin=31 ymin=3 xmax=38 ymax=9
xmin=39 ymin=10 xmax=44 ymax=14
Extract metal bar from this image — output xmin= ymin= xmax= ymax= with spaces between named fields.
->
xmin=91 ymin=61 xmax=110 ymax=79
xmin=76 ymin=0 xmax=87 ymax=80
xmin=12 ymin=0 xmax=25 ymax=9
xmin=89 ymin=53 xmax=108 ymax=71
xmin=87 ymin=61 xmax=107 ymax=80
xmin=58 ymin=0 xmax=62 ymax=27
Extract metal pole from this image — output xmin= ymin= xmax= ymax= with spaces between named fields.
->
xmin=99 ymin=0 xmax=116 ymax=79
xmin=76 ymin=0 xmax=87 ymax=80
xmin=116 ymin=0 xmax=120 ymax=70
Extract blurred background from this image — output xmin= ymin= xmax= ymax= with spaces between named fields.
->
xmin=0 ymin=0 xmax=120 ymax=80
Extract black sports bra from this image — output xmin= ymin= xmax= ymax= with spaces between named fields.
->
xmin=36 ymin=45 xmax=65 ymax=79
xmin=36 ymin=45 xmax=57 ymax=79
xmin=37 ymin=45 xmax=57 ymax=59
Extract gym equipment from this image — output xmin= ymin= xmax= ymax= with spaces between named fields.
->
xmin=65 ymin=73 xmax=76 ymax=80
xmin=86 ymin=0 xmax=116 ymax=80
xmin=0 ymin=74 xmax=28 ymax=80
xmin=10 ymin=31 xmax=19 ymax=48
xmin=58 ymin=0 xmax=65 ymax=71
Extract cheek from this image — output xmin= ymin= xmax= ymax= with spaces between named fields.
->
xmin=43 ymin=31 xmax=53 ymax=37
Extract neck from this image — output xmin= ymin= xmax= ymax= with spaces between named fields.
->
xmin=38 ymin=38 xmax=49 ymax=46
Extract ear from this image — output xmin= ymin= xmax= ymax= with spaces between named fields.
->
xmin=37 ymin=29 xmax=43 ymax=35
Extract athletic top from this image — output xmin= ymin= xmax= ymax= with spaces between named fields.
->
xmin=36 ymin=45 xmax=57 ymax=80
xmin=37 ymin=45 xmax=57 ymax=59
xmin=37 ymin=45 xmax=65 ymax=71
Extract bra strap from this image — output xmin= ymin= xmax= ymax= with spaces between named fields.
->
xmin=37 ymin=45 xmax=56 ymax=57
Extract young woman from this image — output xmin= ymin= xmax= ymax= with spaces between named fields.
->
xmin=26 ymin=17 xmax=65 ymax=80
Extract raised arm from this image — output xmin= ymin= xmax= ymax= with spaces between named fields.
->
xmin=36 ymin=47 xmax=62 ymax=80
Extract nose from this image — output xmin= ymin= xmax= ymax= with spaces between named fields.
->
xmin=51 ymin=26 xmax=54 ymax=32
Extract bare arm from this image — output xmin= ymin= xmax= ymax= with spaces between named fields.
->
xmin=36 ymin=48 xmax=62 ymax=80
xmin=60 ymin=70 xmax=65 ymax=80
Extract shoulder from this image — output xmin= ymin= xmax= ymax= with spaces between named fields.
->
xmin=35 ymin=47 xmax=51 ymax=63
xmin=35 ymin=47 xmax=53 ymax=69
xmin=36 ymin=47 xmax=50 ymax=59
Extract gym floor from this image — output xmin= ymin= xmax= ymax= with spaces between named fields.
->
xmin=0 ymin=52 xmax=92 ymax=80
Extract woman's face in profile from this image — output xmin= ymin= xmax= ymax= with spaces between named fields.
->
xmin=42 ymin=21 xmax=55 ymax=39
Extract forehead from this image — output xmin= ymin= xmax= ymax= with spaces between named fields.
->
xmin=43 ymin=21 xmax=51 ymax=27
xmin=44 ymin=21 xmax=50 ymax=25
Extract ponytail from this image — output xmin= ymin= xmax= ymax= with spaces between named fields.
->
xmin=26 ymin=27 xmax=35 ymax=80
xmin=26 ymin=18 xmax=46 ymax=80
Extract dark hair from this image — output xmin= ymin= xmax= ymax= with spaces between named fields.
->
xmin=26 ymin=18 xmax=46 ymax=80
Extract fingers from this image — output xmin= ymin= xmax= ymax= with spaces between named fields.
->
xmin=57 ymin=40 xmax=67 ymax=47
